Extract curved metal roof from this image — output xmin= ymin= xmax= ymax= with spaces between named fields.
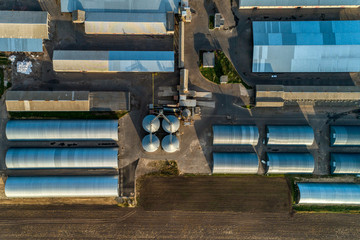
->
xmin=297 ymin=183 xmax=360 ymax=205
xmin=161 ymin=135 xmax=179 ymax=153
xmin=5 ymin=176 xmax=119 ymax=198
xmin=212 ymin=125 xmax=259 ymax=145
xmin=266 ymin=126 xmax=314 ymax=146
xmin=330 ymin=126 xmax=360 ymax=146
xmin=6 ymin=120 xmax=118 ymax=141
xmin=142 ymin=134 xmax=160 ymax=152
xmin=331 ymin=153 xmax=360 ymax=174
xmin=5 ymin=148 xmax=118 ymax=169
xmin=142 ymin=115 xmax=160 ymax=133
xmin=267 ymin=153 xmax=314 ymax=174
xmin=212 ymin=152 xmax=259 ymax=174
xmin=162 ymin=115 xmax=180 ymax=133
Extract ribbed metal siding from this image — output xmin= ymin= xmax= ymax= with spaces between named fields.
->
xmin=330 ymin=126 xmax=360 ymax=146
xmin=5 ymin=148 xmax=118 ymax=169
xmin=298 ymin=183 xmax=360 ymax=204
xmin=6 ymin=120 xmax=118 ymax=141
xmin=267 ymin=153 xmax=314 ymax=174
xmin=212 ymin=152 xmax=259 ymax=174
xmin=0 ymin=38 xmax=43 ymax=52
xmin=213 ymin=125 xmax=259 ymax=145
xmin=331 ymin=153 xmax=360 ymax=174
xmin=266 ymin=126 xmax=314 ymax=145
xmin=5 ymin=176 xmax=119 ymax=198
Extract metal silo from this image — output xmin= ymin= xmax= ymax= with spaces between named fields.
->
xmin=297 ymin=183 xmax=360 ymax=205
xmin=142 ymin=115 xmax=160 ymax=133
xmin=6 ymin=120 xmax=118 ymax=141
xmin=5 ymin=148 xmax=119 ymax=169
xmin=142 ymin=134 xmax=160 ymax=152
xmin=212 ymin=152 xmax=259 ymax=174
xmin=212 ymin=125 xmax=259 ymax=145
xmin=331 ymin=153 xmax=360 ymax=174
xmin=330 ymin=126 xmax=360 ymax=146
xmin=161 ymin=135 xmax=179 ymax=153
xmin=266 ymin=153 xmax=314 ymax=174
xmin=266 ymin=125 xmax=314 ymax=146
xmin=162 ymin=115 xmax=180 ymax=133
xmin=5 ymin=176 xmax=119 ymax=198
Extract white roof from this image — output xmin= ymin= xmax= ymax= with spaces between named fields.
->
xmin=240 ymin=0 xmax=360 ymax=8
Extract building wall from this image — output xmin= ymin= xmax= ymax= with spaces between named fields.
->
xmin=6 ymin=100 xmax=90 ymax=112
xmin=239 ymin=0 xmax=360 ymax=8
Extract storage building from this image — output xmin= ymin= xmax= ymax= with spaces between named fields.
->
xmin=213 ymin=125 xmax=259 ymax=145
xmin=212 ymin=152 xmax=259 ymax=174
xmin=266 ymin=153 xmax=314 ymax=174
xmin=266 ymin=126 xmax=314 ymax=145
xmin=5 ymin=176 xmax=119 ymax=198
xmin=0 ymin=11 xmax=49 ymax=52
xmin=331 ymin=153 xmax=360 ymax=174
xmin=297 ymin=183 xmax=360 ymax=204
xmin=330 ymin=126 xmax=360 ymax=146
xmin=239 ymin=0 xmax=360 ymax=9
xmin=6 ymin=120 xmax=118 ymax=141
xmin=252 ymin=21 xmax=360 ymax=72
xmin=5 ymin=148 xmax=118 ymax=169
xmin=53 ymin=50 xmax=174 ymax=72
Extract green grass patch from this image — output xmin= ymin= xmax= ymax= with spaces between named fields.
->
xmin=199 ymin=50 xmax=251 ymax=88
xmin=209 ymin=15 xmax=215 ymax=29
xmin=294 ymin=205 xmax=360 ymax=214
xmin=9 ymin=111 xmax=128 ymax=120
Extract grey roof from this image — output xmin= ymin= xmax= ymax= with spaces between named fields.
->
xmin=61 ymin=0 xmax=180 ymax=12
xmin=266 ymin=126 xmax=314 ymax=146
xmin=53 ymin=50 xmax=174 ymax=72
xmin=203 ymin=52 xmax=215 ymax=68
xmin=267 ymin=153 xmax=314 ymax=174
xmin=240 ymin=0 xmax=360 ymax=8
xmin=212 ymin=152 xmax=259 ymax=174
xmin=6 ymin=91 xmax=89 ymax=101
xmin=331 ymin=153 xmax=360 ymax=174
xmin=85 ymin=12 xmax=167 ymax=34
xmin=5 ymin=176 xmax=119 ymax=198
xmin=0 ymin=38 xmax=43 ymax=52
xmin=5 ymin=148 xmax=118 ymax=169
xmin=213 ymin=125 xmax=259 ymax=145
xmin=0 ymin=11 xmax=48 ymax=39
xmin=252 ymin=21 xmax=360 ymax=72
xmin=330 ymin=126 xmax=360 ymax=146
xmin=297 ymin=183 xmax=360 ymax=205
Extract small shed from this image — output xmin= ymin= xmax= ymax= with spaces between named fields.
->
xmin=72 ymin=10 xmax=85 ymax=23
xmin=203 ymin=52 xmax=215 ymax=68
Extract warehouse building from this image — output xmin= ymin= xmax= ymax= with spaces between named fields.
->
xmin=6 ymin=148 xmax=119 ymax=169
xmin=53 ymin=50 xmax=174 ymax=72
xmin=212 ymin=152 xmax=259 ymax=174
xmin=330 ymin=126 xmax=360 ymax=146
xmin=256 ymin=85 xmax=360 ymax=107
xmin=212 ymin=125 xmax=259 ymax=145
xmin=252 ymin=20 xmax=360 ymax=72
xmin=239 ymin=0 xmax=360 ymax=9
xmin=5 ymin=176 xmax=119 ymax=198
xmin=61 ymin=0 xmax=180 ymax=13
xmin=266 ymin=126 xmax=314 ymax=146
xmin=6 ymin=120 xmax=119 ymax=141
xmin=266 ymin=153 xmax=314 ymax=174
xmin=85 ymin=12 xmax=174 ymax=35
xmin=0 ymin=11 xmax=49 ymax=52
xmin=297 ymin=183 xmax=360 ymax=205
xmin=331 ymin=153 xmax=360 ymax=174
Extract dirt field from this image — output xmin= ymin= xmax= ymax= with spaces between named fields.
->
xmin=138 ymin=176 xmax=291 ymax=212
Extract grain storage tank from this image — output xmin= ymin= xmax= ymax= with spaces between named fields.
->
xmin=162 ymin=135 xmax=179 ymax=153
xmin=162 ymin=115 xmax=180 ymax=133
xmin=142 ymin=115 xmax=160 ymax=133
xmin=142 ymin=134 xmax=160 ymax=152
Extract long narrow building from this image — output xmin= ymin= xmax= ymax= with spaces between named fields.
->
xmin=252 ymin=20 xmax=360 ymax=72
xmin=330 ymin=126 xmax=360 ymax=146
xmin=212 ymin=125 xmax=259 ymax=145
xmin=53 ymin=50 xmax=174 ymax=72
xmin=212 ymin=152 xmax=259 ymax=174
xmin=266 ymin=153 xmax=314 ymax=174
xmin=331 ymin=153 xmax=360 ymax=174
xmin=266 ymin=126 xmax=314 ymax=146
xmin=239 ymin=0 xmax=360 ymax=9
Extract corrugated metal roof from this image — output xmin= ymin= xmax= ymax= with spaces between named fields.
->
xmin=267 ymin=153 xmax=314 ymax=174
xmin=61 ymin=0 xmax=180 ymax=12
xmin=240 ymin=0 xmax=360 ymax=8
xmin=252 ymin=21 xmax=360 ymax=72
xmin=330 ymin=126 xmax=360 ymax=146
xmin=331 ymin=153 xmax=360 ymax=174
xmin=266 ymin=126 xmax=314 ymax=146
xmin=212 ymin=152 xmax=259 ymax=174
xmin=0 ymin=11 xmax=48 ymax=39
xmin=53 ymin=50 xmax=174 ymax=72
xmin=5 ymin=176 xmax=119 ymax=198
xmin=85 ymin=12 xmax=167 ymax=34
xmin=0 ymin=38 xmax=43 ymax=52
xmin=6 ymin=91 xmax=89 ymax=101
xmin=297 ymin=183 xmax=360 ymax=205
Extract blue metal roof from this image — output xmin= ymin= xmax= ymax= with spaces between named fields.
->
xmin=0 ymin=38 xmax=43 ymax=52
